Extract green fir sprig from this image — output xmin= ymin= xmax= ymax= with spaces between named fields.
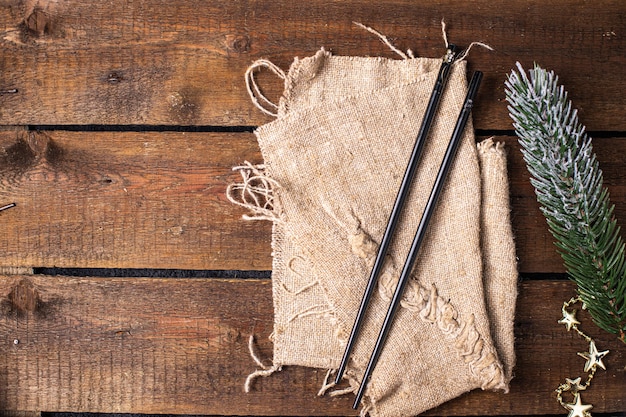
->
xmin=505 ymin=62 xmax=626 ymax=343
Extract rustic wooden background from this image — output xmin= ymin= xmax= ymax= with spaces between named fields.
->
xmin=0 ymin=0 xmax=625 ymax=416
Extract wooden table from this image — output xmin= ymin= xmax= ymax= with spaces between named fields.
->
xmin=0 ymin=1 xmax=624 ymax=416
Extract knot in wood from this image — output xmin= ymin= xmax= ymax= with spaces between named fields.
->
xmin=232 ymin=35 xmax=250 ymax=53
xmin=8 ymin=279 xmax=40 ymax=313
xmin=26 ymin=132 xmax=63 ymax=165
xmin=24 ymin=8 xmax=51 ymax=37
xmin=225 ymin=34 xmax=250 ymax=54
xmin=27 ymin=131 xmax=51 ymax=156
xmin=3 ymin=132 xmax=64 ymax=171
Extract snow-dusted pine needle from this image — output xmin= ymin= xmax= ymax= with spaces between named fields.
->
xmin=506 ymin=62 xmax=626 ymax=342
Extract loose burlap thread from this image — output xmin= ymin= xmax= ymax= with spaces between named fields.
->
xmin=229 ymin=40 xmax=518 ymax=417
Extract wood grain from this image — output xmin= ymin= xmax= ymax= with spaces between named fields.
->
xmin=0 ymin=129 xmax=271 ymax=270
xmin=0 ymin=2 xmax=624 ymax=417
xmin=2 ymin=130 xmax=626 ymax=273
xmin=0 ymin=275 xmax=623 ymax=415
xmin=0 ymin=0 xmax=624 ymax=128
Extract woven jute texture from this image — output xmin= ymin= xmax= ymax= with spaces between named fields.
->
xmin=231 ymin=48 xmax=518 ymax=417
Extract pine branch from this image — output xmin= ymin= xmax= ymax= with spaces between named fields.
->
xmin=505 ymin=62 xmax=626 ymax=343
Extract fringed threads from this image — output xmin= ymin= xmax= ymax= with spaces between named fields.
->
xmin=354 ymin=22 xmax=411 ymax=60
xmin=226 ymin=161 xmax=283 ymax=223
xmin=441 ymin=19 xmax=494 ymax=61
xmin=318 ymin=369 xmax=358 ymax=398
xmin=441 ymin=19 xmax=449 ymax=48
xmin=330 ymin=385 xmax=357 ymax=397
xmin=340 ymin=208 xmax=505 ymax=390
xmin=360 ymin=403 xmax=373 ymax=417
xmin=377 ymin=274 xmax=507 ymax=390
xmin=457 ymin=41 xmax=494 ymax=61
xmin=244 ymin=365 xmax=282 ymax=393
xmin=353 ymin=19 xmax=494 ymax=68
xmin=274 ymin=255 xmax=320 ymax=295
xmin=317 ymin=369 xmax=336 ymax=396
xmin=248 ymin=334 xmax=269 ymax=369
xmin=245 ymin=59 xmax=286 ymax=117
xmin=279 ymin=277 xmax=319 ymax=296
xmin=477 ymin=137 xmax=505 ymax=156
xmin=244 ymin=335 xmax=282 ymax=393
xmin=288 ymin=303 xmax=333 ymax=323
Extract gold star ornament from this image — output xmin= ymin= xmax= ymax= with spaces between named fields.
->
xmin=577 ymin=340 xmax=609 ymax=373
xmin=558 ymin=307 xmax=581 ymax=331
xmin=563 ymin=376 xmax=586 ymax=394
xmin=564 ymin=393 xmax=593 ymax=417
xmin=554 ymin=297 xmax=609 ymax=416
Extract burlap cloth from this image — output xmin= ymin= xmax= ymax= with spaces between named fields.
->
xmin=229 ymin=47 xmax=518 ymax=416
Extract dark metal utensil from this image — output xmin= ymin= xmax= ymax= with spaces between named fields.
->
xmin=335 ymin=45 xmax=458 ymax=385
xmin=353 ymin=71 xmax=484 ymax=408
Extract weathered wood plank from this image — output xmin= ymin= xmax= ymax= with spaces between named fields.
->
xmin=0 ymin=129 xmax=271 ymax=270
xmin=0 ymin=0 xmax=624 ymax=129
xmin=2 ymin=130 xmax=626 ymax=272
xmin=0 ymin=276 xmax=623 ymax=415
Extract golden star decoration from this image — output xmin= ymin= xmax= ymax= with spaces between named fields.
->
xmin=564 ymin=377 xmax=586 ymax=394
xmin=564 ymin=393 xmax=593 ymax=417
xmin=558 ymin=307 xmax=581 ymax=331
xmin=554 ymin=297 xmax=610 ymax=417
xmin=577 ymin=340 xmax=609 ymax=373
